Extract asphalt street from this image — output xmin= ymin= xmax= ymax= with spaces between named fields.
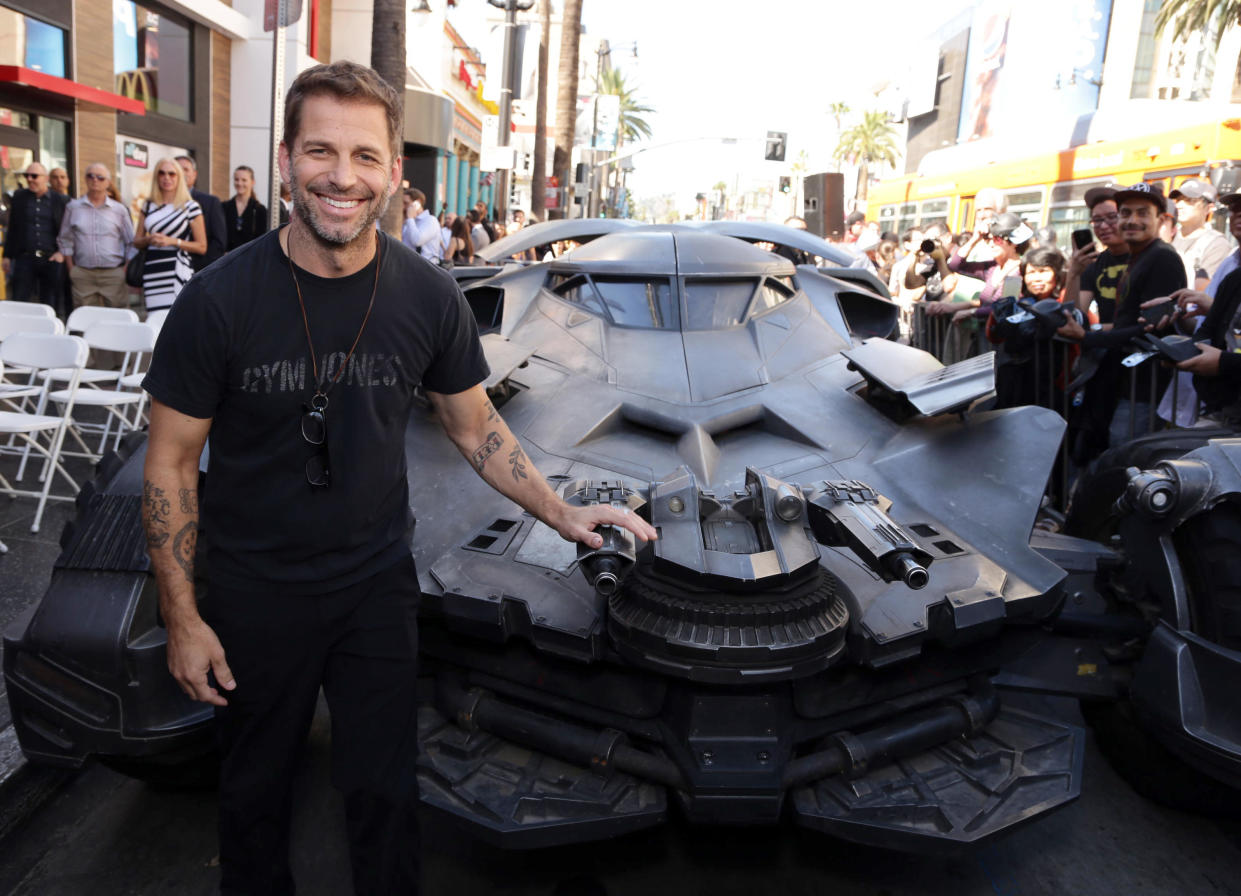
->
xmin=1 ymin=452 xmax=1240 ymax=895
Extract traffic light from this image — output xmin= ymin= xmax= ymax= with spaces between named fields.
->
xmin=779 ymin=176 xmax=791 ymax=194
xmin=765 ymin=131 xmax=787 ymax=162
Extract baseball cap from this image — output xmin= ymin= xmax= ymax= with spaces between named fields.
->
xmin=988 ymin=211 xmax=1035 ymax=245
xmin=1083 ymin=186 xmax=1116 ymax=210
xmin=1169 ymin=179 xmax=1217 ymax=202
xmin=1219 ymin=191 xmax=1241 ymax=208
xmin=1114 ymin=182 xmax=1167 ymax=212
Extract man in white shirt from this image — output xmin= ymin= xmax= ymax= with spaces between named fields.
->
xmin=1171 ymin=179 xmax=1232 ymax=289
xmin=401 ymin=187 xmax=442 ymax=263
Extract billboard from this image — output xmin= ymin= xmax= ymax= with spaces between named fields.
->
xmin=957 ymin=0 xmax=1112 ymax=142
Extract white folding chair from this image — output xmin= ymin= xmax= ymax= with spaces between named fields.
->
xmin=46 ymin=321 xmax=156 ymax=457
xmin=0 ymin=302 xmax=57 ymax=319
xmin=39 ymin=306 xmax=140 ymax=391
xmin=0 ymin=333 xmax=89 ymax=533
xmin=0 ymin=316 xmax=63 ymax=413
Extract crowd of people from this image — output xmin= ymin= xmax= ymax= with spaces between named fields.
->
xmin=845 ymin=180 xmax=1241 ymax=476
xmin=399 ymin=188 xmax=532 ymax=266
xmin=2 ymin=156 xmax=294 ymax=328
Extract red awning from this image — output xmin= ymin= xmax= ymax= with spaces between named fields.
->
xmin=0 ymin=66 xmax=145 ymax=115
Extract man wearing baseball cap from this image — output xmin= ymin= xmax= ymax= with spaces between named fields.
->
xmin=1170 ymin=178 xmax=1231 ymax=289
xmin=1059 ymin=182 xmax=1186 ymax=444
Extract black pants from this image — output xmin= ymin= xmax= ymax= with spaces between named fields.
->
xmin=204 ymin=556 xmax=422 ymax=896
xmin=10 ymin=253 xmax=66 ymax=315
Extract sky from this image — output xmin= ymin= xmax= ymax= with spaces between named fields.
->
xmin=578 ymin=0 xmax=963 ymax=202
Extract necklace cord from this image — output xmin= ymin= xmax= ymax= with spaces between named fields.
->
xmin=286 ymin=227 xmax=382 ymax=398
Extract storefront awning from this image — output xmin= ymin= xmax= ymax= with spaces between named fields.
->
xmin=404 ymin=88 xmax=453 ymax=153
xmin=0 ymin=66 xmax=145 ymax=115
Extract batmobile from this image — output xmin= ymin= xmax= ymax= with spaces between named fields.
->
xmin=5 ymin=222 xmax=1240 ymax=854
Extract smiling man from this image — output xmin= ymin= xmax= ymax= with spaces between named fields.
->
xmin=1058 ymin=182 xmax=1187 ymax=446
xmin=139 ymin=61 xmax=655 ymax=896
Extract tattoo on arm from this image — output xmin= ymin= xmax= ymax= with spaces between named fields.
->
xmin=471 ymin=431 xmax=504 ymax=472
xmin=178 ymin=488 xmax=198 ymax=515
xmin=508 ymin=445 xmax=529 ymax=482
xmin=485 ymin=400 xmax=498 ymax=422
xmin=142 ymin=480 xmax=171 ymax=549
xmin=171 ymin=521 xmax=198 ymax=583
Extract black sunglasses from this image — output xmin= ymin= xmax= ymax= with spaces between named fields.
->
xmin=301 ymin=400 xmax=330 ymax=487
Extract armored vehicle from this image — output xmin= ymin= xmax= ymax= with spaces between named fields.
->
xmin=6 ymin=224 xmax=1239 ymax=852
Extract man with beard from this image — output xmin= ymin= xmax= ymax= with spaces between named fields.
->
xmin=140 ymin=61 xmax=655 ymax=896
xmin=1059 ymin=183 xmax=1186 ymax=445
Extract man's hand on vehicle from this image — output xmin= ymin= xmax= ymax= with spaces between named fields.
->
xmin=550 ymin=501 xmax=658 ymax=549
xmin=166 ymin=616 xmax=236 ymax=706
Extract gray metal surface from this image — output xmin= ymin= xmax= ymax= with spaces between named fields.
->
xmin=476 ymin=218 xmax=644 ymax=263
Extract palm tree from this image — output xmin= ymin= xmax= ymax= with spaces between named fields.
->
xmin=1155 ymin=0 xmax=1241 ymax=50
xmin=790 ymin=149 xmax=809 ymax=216
xmin=531 ymin=0 xmax=551 ymax=219
xmin=827 ymin=102 xmax=850 ymax=173
xmin=553 ymin=0 xmax=584 ymax=219
xmin=370 ymin=0 xmax=405 ymax=236
xmin=594 ymin=67 xmax=653 ymax=218
xmin=833 ymin=110 xmax=898 ymax=202
xmin=828 ymin=101 xmax=850 ymax=133
xmin=596 ymin=68 xmax=653 ymax=146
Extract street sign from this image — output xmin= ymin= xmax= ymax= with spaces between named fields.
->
xmin=264 ymin=0 xmax=303 ymax=31
xmin=765 ymin=131 xmax=787 ymax=162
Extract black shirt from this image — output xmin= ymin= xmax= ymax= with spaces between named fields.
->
xmin=1078 ymin=248 xmax=1127 ymax=324
xmin=1191 ymin=268 xmax=1241 ymax=413
xmin=143 ymin=230 xmax=490 ymax=592
xmin=224 ymin=195 xmax=270 ymax=252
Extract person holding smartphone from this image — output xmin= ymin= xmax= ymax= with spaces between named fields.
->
xmin=1064 ymin=186 xmax=1128 ymax=325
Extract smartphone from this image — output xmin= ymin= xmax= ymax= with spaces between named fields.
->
xmin=1141 ymin=299 xmax=1177 ymax=325
xmin=1071 ymin=229 xmax=1094 ymax=251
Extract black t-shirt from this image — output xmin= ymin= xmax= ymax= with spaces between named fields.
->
xmin=1081 ymin=239 xmax=1186 ymax=398
xmin=143 ymin=230 xmax=489 ymax=593
xmin=1078 ymin=248 xmax=1127 ymax=324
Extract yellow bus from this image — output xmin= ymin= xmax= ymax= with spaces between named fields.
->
xmin=867 ymin=119 xmax=1241 ymax=243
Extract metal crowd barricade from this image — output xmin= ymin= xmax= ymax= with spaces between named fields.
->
xmin=908 ymin=303 xmax=988 ymax=364
xmin=1029 ymin=337 xmax=1185 ymax=513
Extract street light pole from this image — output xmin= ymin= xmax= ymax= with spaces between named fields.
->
xmin=489 ymin=0 xmax=534 ymax=225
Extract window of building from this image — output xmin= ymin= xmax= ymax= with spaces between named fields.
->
xmin=1130 ymin=0 xmax=1160 ymax=99
xmin=113 ymin=1 xmax=193 ymax=121
xmin=0 ymin=9 xmax=67 ymax=76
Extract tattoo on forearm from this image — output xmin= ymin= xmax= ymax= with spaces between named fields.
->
xmin=142 ymin=480 xmax=171 ymax=549
xmin=509 ymin=445 xmax=529 ymax=482
xmin=485 ymin=400 xmax=498 ymax=422
xmin=178 ymin=488 xmax=198 ymax=515
xmin=471 ymin=431 xmax=504 ymax=472
xmin=172 ymin=521 xmax=197 ymax=583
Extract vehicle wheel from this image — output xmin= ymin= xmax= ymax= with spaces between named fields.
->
xmin=1068 ymin=431 xmax=1241 ymax=815
xmin=1063 ymin=426 xmax=1234 ymax=540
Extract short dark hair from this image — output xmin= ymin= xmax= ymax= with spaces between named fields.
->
xmin=1021 ymin=245 xmax=1066 ymax=289
xmin=467 ymin=208 xmax=481 ymax=224
xmin=175 ymin=154 xmax=197 ymax=171
xmin=406 ymin=187 xmax=426 ymax=205
xmin=284 ymin=60 xmax=403 ymax=161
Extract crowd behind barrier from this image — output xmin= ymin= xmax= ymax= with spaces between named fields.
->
xmin=877 ymin=178 xmax=1241 ymax=516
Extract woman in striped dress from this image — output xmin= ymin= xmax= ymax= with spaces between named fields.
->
xmin=134 ymin=157 xmax=207 ymax=314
